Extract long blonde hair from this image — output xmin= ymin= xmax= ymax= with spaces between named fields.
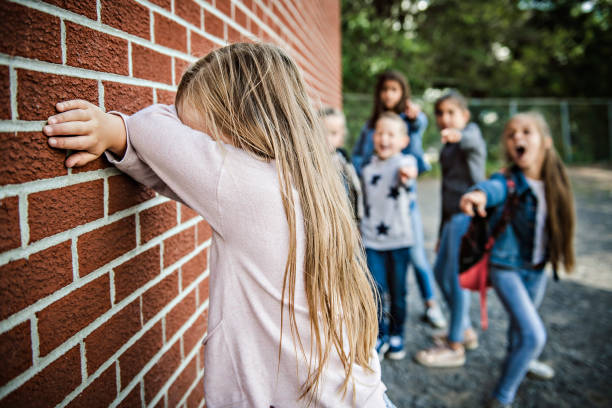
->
xmin=175 ymin=43 xmax=378 ymax=402
xmin=504 ymin=112 xmax=576 ymax=272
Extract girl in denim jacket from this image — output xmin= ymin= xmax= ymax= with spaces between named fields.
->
xmin=460 ymin=112 xmax=575 ymax=407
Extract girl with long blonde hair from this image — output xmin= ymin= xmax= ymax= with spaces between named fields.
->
xmin=459 ymin=112 xmax=575 ymax=407
xmin=43 ymin=43 xmax=392 ymax=407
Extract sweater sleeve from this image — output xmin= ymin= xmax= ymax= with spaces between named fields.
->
xmin=105 ymin=104 xmax=224 ymax=232
xmin=352 ymin=124 xmax=372 ymax=177
xmin=458 ymin=122 xmax=487 ymax=183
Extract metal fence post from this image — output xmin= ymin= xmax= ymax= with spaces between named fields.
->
xmin=560 ymin=100 xmax=572 ymax=162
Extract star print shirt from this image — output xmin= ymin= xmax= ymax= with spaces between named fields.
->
xmin=360 ymin=153 xmax=416 ymax=251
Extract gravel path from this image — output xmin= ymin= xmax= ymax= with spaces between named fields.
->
xmin=382 ymin=167 xmax=612 ymax=408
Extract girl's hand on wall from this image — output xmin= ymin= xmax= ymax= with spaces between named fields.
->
xmin=440 ymin=128 xmax=462 ymax=144
xmin=405 ymin=100 xmax=421 ymax=120
xmin=399 ymin=166 xmax=417 ymax=184
xmin=460 ymin=190 xmax=487 ymax=217
xmin=43 ymin=100 xmax=127 ymax=168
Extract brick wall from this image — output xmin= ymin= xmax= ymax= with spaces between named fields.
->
xmin=0 ymin=1 xmax=341 ymax=407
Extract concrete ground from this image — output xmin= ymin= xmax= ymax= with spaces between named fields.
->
xmin=382 ymin=167 xmax=612 ymax=408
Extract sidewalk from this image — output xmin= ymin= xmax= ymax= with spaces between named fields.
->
xmin=382 ymin=167 xmax=612 ymax=407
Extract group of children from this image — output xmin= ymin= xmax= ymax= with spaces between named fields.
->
xmin=320 ymin=69 xmax=575 ymax=407
xmin=42 ymin=43 xmax=575 ymax=407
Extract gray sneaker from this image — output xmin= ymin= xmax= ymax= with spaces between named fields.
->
xmin=423 ymin=304 xmax=447 ymax=329
xmin=527 ymin=360 xmax=555 ymax=380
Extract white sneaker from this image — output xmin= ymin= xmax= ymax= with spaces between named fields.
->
xmin=424 ymin=305 xmax=447 ymax=329
xmin=527 ymin=360 xmax=555 ymax=380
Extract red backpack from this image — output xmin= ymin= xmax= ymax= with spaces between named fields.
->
xmin=458 ymin=175 xmax=518 ymax=330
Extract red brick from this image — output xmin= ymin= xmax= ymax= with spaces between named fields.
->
xmin=108 ymin=174 xmax=156 ymax=215
xmin=144 ymin=341 xmax=181 ymax=403
xmin=0 ymin=2 xmax=61 ymax=63
xmin=140 ymin=201 xmax=177 ymax=243
xmin=180 ymin=204 xmax=199 ymax=223
xmin=166 ymin=290 xmax=196 ymax=338
xmin=117 ymin=385 xmax=142 ymax=408
xmin=37 ymin=274 xmax=111 ymax=356
xmin=198 ymin=346 xmax=204 ymax=374
xmin=156 ymin=89 xmax=176 ymax=105
xmin=168 ymin=357 xmax=197 ymax=407
xmin=235 ymin=5 xmax=247 ymax=28
xmin=0 ymin=196 xmax=20 ymax=252
xmin=0 ymin=321 xmax=32 ymax=387
xmin=85 ymin=299 xmax=141 ymax=374
xmin=66 ymin=364 xmax=116 ymax=408
xmin=190 ymin=31 xmax=215 ymax=57
xmin=66 ymin=22 xmax=128 ymax=75
xmin=196 ymin=220 xmax=212 ymax=244
xmin=187 ymin=374 xmax=204 ymax=407
xmin=197 ymin=276 xmax=209 ymax=307
xmin=182 ymin=250 xmax=207 ymax=289
xmin=0 ymin=241 xmax=72 ymax=320
xmin=101 ymin=0 xmax=150 ymax=40
xmin=46 ymin=0 xmax=97 ymax=20
xmin=182 ymin=310 xmax=207 ymax=356
xmin=132 ymin=44 xmax=172 ymax=84
xmin=227 ymin=25 xmax=241 ymax=43
xmin=28 ymin=180 xmax=104 ymax=243
xmin=174 ymin=58 xmax=191 ymax=86
xmin=142 ymin=271 xmax=178 ymax=323
xmin=114 ymin=246 xmax=160 ymax=302
xmin=204 ymin=10 xmax=224 ymax=39
xmin=216 ymin=0 xmax=231 ymax=17
xmin=154 ymin=13 xmax=187 ymax=52
xmin=149 ymin=0 xmax=171 ymax=10
xmin=163 ymin=226 xmax=195 ymax=267
xmin=0 ymin=66 xmax=9 ymax=119
xmin=104 ymin=81 xmax=154 ymax=115
xmin=17 ymin=70 xmax=98 ymax=121
xmin=119 ymin=322 xmax=163 ymax=387
xmin=78 ymin=216 xmax=136 ymax=276
xmin=0 ymin=347 xmax=80 ymax=408
xmin=176 ymin=0 xmax=201 ymax=26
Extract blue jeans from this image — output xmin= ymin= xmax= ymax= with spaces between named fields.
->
xmin=366 ymin=247 xmax=412 ymax=337
xmin=433 ymin=213 xmax=473 ymax=343
xmin=410 ymin=201 xmax=436 ymax=302
xmin=490 ymin=266 xmax=547 ymax=405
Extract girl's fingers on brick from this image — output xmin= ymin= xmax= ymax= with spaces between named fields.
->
xmin=48 ymin=135 xmax=94 ymax=150
xmin=65 ymin=151 xmax=98 ymax=168
xmin=48 ymin=109 xmax=91 ymax=124
xmin=56 ymin=99 xmax=95 ymax=112
xmin=43 ymin=121 xmax=92 ymax=137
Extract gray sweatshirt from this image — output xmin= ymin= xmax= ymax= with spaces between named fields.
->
xmin=360 ymin=153 xmax=417 ymax=251
xmin=105 ymin=105 xmax=386 ymax=407
xmin=439 ymin=122 xmax=486 ymax=233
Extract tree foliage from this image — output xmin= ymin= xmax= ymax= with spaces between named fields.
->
xmin=342 ymin=0 xmax=612 ymax=97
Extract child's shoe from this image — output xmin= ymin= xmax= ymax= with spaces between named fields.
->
xmin=386 ymin=335 xmax=406 ymax=360
xmin=414 ymin=344 xmax=465 ymax=367
xmin=432 ymin=328 xmax=479 ymax=350
xmin=423 ymin=304 xmax=447 ymax=329
xmin=375 ymin=337 xmax=389 ymax=361
xmin=527 ymin=360 xmax=555 ymax=380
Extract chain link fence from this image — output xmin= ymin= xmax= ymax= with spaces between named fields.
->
xmin=343 ymin=93 xmax=612 ymax=165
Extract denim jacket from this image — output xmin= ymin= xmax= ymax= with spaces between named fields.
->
xmin=352 ymin=111 xmax=430 ymax=177
xmin=471 ymin=166 xmax=548 ymax=270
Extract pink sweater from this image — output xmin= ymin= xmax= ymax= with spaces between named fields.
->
xmin=107 ymin=105 xmax=386 ymax=408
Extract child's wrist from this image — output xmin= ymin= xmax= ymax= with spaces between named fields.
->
xmin=106 ymin=113 xmax=127 ymax=157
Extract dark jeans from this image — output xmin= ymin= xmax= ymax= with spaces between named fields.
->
xmin=366 ymin=247 xmax=412 ymax=338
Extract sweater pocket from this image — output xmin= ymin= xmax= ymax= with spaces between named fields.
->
xmin=203 ymin=319 xmax=247 ymax=407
